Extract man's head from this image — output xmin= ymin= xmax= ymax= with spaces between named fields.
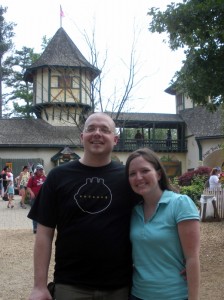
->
xmin=34 ymin=164 xmax=44 ymax=175
xmin=36 ymin=164 xmax=44 ymax=170
xmin=80 ymin=113 xmax=118 ymax=165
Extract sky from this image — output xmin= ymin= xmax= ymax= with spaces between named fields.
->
xmin=2 ymin=0 xmax=185 ymax=114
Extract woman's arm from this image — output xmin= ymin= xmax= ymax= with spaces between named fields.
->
xmin=18 ymin=172 xmax=23 ymax=187
xmin=178 ymin=220 xmax=200 ymax=300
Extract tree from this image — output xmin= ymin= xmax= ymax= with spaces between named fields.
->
xmin=0 ymin=6 xmax=16 ymax=118
xmin=148 ymin=0 xmax=224 ymax=111
xmin=3 ymin=47 xmax=40 ymax=118
xmin=82 ymin=24 xmax=145 ymax=120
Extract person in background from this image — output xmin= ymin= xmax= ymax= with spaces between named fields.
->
xmin=28 ymin=112 xmax=138 ymax=300
xmin=7 ymin=167 xmax=14 ymax=183
xmin=18 ymin=166 xmax=30 ymax=209
xmin=6 ymin=180 xmax=14 ymax=208
xmin=134 ymin=130 xmax=143 ymax=147
xmin=209 ymin=168 xmax=221 ymax=189
xmin=7 ymin=167 xmax=14 ymax=198
xmin=1 ymin=166 xmax=9 ymax=199
xmin=26 ymin=164 xmax=46 ymax=234
xmin=166 ymin=129 xmax=172 ymax=148
xmin=125 ymin=148 xmax=200 ymax=300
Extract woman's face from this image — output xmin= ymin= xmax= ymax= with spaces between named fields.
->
xmin=128 ymin=156 xmax=162 ymax=198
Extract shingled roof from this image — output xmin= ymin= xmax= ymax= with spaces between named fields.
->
xmin=0 ymin=107 xmax=222 ymax=148
xmin=24 ymin=27 xmax=100 ymax=81
xmin=109 ymin=112 xmax=184 ymax=129
xmin=0 ymin=119 xmax=81 ymax=147
xmin=110 ymin=112 xmax=183 ymax=122
xmin=179 ymin=106 xmax=224 ymax=139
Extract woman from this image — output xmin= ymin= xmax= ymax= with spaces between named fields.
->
xmin=126 ymin=148 xmax=200 ymax=300
xmin=18 ymin=166 xmax=30 ymax=209
xmin=209 ymin=168 xmax=221 ymax=189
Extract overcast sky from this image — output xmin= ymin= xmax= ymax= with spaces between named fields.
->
xmin=2 ymin=0 xmax=184 ymax=113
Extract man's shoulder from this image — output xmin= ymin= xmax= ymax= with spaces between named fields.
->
xmin=109 ymin=161 xmax=125 ymax=173
xmin=47 ymin=160 xmax=80 ymax=176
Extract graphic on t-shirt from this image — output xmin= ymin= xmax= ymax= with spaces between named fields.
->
xmin=74 ymin=177 xmax=112 ymax=214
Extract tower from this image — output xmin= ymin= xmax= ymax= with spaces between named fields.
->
xmin=24 ymin=27 xmax=100 ymax=126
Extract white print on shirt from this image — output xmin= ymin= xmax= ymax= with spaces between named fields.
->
xmin=74 ymin=177 xmax=112 ymax=214
xmin=36 ymin=178 xmax=45 ymax=186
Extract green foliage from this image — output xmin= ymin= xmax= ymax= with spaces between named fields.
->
xmin=3 ymin=46 xmax=40 ymax=118
xmin=179 ymin=185 xmax=202 ymax=205
xmin=171 ymin=167 xmax=212 ymax=205
xmin=148 ymin=0 xmax=224 ymax=110
xmin=0 ymin=6 xmax=16 ymax=118
xmin=160 ymin=154 xmax=176 ymax=162
xmin=0 ymin=6 xmax=16 ymax=58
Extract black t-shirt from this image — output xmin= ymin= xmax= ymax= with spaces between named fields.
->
xmin=28 ymin=160 xmax=139 ymax=289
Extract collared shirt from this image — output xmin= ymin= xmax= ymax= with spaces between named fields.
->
xmin=130 ymin=190 xmax=199 ymax=300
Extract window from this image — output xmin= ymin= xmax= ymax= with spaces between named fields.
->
xmin=58 ymin=76 xmax=72 ymax=88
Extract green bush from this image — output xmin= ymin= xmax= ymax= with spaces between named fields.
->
xmin=171 ymin=174 xmax=205 ymax=206
xmin=179 ymin=185 xmax=203 ymax=206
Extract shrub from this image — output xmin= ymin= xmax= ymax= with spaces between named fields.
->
xmin=178 ymin=166 xmax=212 ymax=186
xmin=179 ymin=185 xmax=203 ymax=206
xmin=178 ymin=170 xmax=194 ymax=186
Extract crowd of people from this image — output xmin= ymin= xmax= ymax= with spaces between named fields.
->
xmin=1 ymin=164 xmax=46 ymax=232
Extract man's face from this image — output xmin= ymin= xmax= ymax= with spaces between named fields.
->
xmin=81 ymin=114 xmax=118 ymax=156
xmin=36 ymin=168 xmax=44 ymax=175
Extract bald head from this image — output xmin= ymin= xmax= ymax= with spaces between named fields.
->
xmin=84 ymin=113 xmax=116 ymax=133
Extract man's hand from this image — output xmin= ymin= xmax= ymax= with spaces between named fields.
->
xmin=28 ymin=286 xmax=52 ymax=300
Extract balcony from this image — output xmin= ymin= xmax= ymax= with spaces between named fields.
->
xmin=114 ymin=138 xmax=187 ymax=152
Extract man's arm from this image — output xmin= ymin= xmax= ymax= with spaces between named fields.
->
xmin=29 ymin=224 xmax=55 ymax=300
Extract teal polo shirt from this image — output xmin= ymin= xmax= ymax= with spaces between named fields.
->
xmin=130 ymin=190 xmax=200 ymax=300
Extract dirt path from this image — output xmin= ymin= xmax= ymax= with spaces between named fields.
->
xmin=0 ymin=221 xmax=224 ymax=300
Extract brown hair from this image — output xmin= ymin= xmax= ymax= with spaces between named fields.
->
xmin=210 ymin=168 xmax=218 ymax=176
xmin=125 ymin=148 xmax=174 ymax=191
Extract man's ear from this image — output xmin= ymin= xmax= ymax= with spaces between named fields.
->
xmin=80 ymin=133 xmax=84 ymax=144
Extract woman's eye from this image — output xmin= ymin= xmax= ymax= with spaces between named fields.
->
xmin=129 ymin=172 xmax=135 ymax=177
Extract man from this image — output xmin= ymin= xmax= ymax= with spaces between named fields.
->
xmin=134 ymin=130 xmax=143 ymax=147
xmin=28 ymin=112 xmax=138 ymax=300
xmin=26 ymin=164 xmax=46 ymax=234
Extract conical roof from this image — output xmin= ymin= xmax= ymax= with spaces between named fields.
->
xmin=25 ymin=27 xmax=100 ymax=80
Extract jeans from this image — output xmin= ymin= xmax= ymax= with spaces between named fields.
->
xmin=30 ymin=198 xmax=37 ymax=231
xmin=54 ymin=284 xmax=130 ymax=300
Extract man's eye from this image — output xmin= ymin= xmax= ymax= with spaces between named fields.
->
xmin=85 ymin=127 xmax=112 ymax=134
xmin=86 ymin=127 xmax=95 ymax=132
xmin=101 ymin=127 xmax=111 ymax=134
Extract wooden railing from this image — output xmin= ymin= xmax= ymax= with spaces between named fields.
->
xmin=202 ymin=188 xmax=224 ymax=219
xmin=114 ymin=139 xmax=187 ymax=152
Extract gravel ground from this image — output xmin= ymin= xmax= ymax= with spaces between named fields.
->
xmin=0 ymin=221 xmax=224 ymax=300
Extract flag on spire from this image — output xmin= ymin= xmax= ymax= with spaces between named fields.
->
xmin=60 ymin=5 xmax=64 ymax=27
xmin=60 ymin=5 xmax=65 ymax=17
